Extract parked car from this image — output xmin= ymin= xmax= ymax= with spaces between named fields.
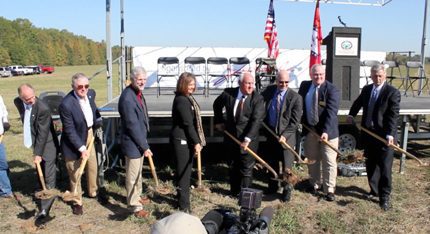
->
xmin=25 ymin=65 xmax=41 ymax=74
xmin=0 ymin=67 xmax=12 ymax=77
xmin=39 ymin=64 xmax=55 ymax=74
xmin=8 ymin=65 xmax=33 ymax=76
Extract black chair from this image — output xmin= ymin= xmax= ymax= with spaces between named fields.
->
xmin=229 ymin=57 xmax=250 ymax=87
xmin=157 ymin=57 xmax=179 ymax=97
xmin=184 ymin=57 xmax=206 ymax=96
xmin=207 ymin=57 xmax=229 ymax=95
xmin=405 ymin=61 xmax=429 ymax=97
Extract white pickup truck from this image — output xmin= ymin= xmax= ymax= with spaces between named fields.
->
xmin=8 ymin=65 xmax=34 ymax=75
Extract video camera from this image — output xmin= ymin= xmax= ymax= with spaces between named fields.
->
xmin=202 ymin=188 xmax=274 ymax=234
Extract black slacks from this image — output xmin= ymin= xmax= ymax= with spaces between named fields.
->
xmin=38 ymin=142 xmax=57 ymax=212
xmin=363 ymin=136 xmax=394 ymax=199
xmin=172 ymin=138 xmax=194 ymax=210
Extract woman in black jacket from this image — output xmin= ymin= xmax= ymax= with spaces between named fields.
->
xmin=170 ymin=72 xmax=205 ymax=213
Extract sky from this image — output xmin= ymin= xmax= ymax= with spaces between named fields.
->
xmin=0 ymin=0 xmax=428 ymax=57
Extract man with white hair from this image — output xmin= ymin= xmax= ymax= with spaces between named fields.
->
xmin=213 ymin=72 xmax=265 ymax=197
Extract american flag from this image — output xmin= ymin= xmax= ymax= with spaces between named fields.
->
xmin=264 ymin=0 xmax=279 ymax=59
xmin=309 ymin=0 xmax=322 ymax=71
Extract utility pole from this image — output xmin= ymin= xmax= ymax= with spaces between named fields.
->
xmin=106 ymin=0 xmax=113 ymax=101
xmin=120 ymin=0 xmax=126 ymax=91
xmin=419 ymin=0 xmax=428 ymax=95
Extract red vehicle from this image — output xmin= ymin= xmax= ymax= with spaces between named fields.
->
xmin=38 ymin=64 xmax=55 ymax=74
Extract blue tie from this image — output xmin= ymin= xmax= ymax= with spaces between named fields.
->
xmin=366 ymin=88 xmax=378 ymax=128
xmin=23 ymin=104 xmax=32 ymax=148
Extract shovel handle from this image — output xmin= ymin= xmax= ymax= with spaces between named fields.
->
xmin=357 ymin=125 xmax=428 ymax=166
xmin=262 ymin=123 xmax=307 ymax=164
xmin=147 ymin=155 xmax=159 ymax=187
xmin=196 ymin=151 xmax=202 ymax=187
xmin=302 ymin=124 xmax=344 ymax=157
xmin=35 ymin=161 xmax=47 ymax=191
xmin=0 ymin=135 xmax=3 ymax=144
xmin=223 ymin=130 xmax=278 ymax=179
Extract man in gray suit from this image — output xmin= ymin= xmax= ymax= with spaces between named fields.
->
xmin=261 ymin=70 xmax=302 ymax=202
xmin=118 ymin=66 xmax=153 ymax=218
xmin=15 ymin=84 xmax=59 ymax=222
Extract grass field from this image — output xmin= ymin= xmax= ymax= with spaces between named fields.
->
xmin=0 ymin=65 xmax=429 ymax=233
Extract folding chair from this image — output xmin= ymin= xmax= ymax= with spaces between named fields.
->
xmin=405 ymin=61 xmax=429 ymax=97
xmin=207 ymin=57 xmax=229 ymax=95
xmin=255 ymin=57 xmax=277 ymax=92
xmin=229 ymin=57 xmax=250 ymax=87
xmin=184 ymin=57 xmax=206 ymax=96
xmin=382 ymin=61 xmax=406 ymax=91
xmin=157 ymin=57 xmax=179 ymax=97
xmin=361 ymin=60 xmax=380 ymax=85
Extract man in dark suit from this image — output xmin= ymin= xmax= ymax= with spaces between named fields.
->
xmin=347 ymin=64 xmax=400 ymax=211
xmin=14 ymin=84 xmax=59 ymax=221
xmin=261 ymin=70 xmax=302 ymax=202
xmin=118 ymin=66 xmax=153 ymax=218
xmin=59 ymin=73 xmax=101 ymax=215
xmin=298 ymin=64 xmax=340 ymax=202
xmin=213 ymin=72 xmax=265 ymax=196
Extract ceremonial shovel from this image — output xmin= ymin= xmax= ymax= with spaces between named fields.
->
xmin=193 ymin=151 xmax=210 ymax=193
xmin=302 ymin=124 xmax=344 ymax=157
xmin=34 ymin=162 xmax=60 ymax=200
xmin=262 ymin=123 xmax=315 ymax=165
xmin=147 ymin=154 xmax=171 ymax=195
xmin=224 ymin=130 xmax=278 ymax=179
xmin=358 ymin=125 xmax=429 ymax=167
xmin=62 ymin=137 xmax=95 ymax=203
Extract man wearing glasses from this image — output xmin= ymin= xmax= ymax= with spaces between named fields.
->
xmin=59 ymin=73 xmax=101 ymax=215
xmin=261 ymin=70 xmax=302 ymax=202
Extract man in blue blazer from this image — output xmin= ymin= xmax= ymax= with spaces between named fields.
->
xmin=348 ymin=64 xmax=400 ymax=211
xmin=118 ymin=66 xmax=153 ymax=218
xmin=298 ymin=64 xmax=340 ymax=202
xmin=59 ymin=73 xmax=101 ymax=215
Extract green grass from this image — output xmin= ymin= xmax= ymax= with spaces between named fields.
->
xmin=0 ymin=65 xmax=429 ymax=233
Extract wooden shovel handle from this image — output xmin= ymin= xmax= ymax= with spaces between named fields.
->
xmin=357 ymin=125 xmax=428 ymax=166
xmin=262 ymin=123 xmax=306 ymax=164
xmin=302 ymin=124 xmax=344 ymax=156
xmin=0 ymin=135 xmax=3 ymax=144
xmin=224 ymin=130 xmax=278 ymax=179
xmin=35 ymin=161 xmax=47 ymax=191
xmin=147 ymin=154 xmax=159 ymax=187
xmin=196 ymin=151 xmax=202 ymax=187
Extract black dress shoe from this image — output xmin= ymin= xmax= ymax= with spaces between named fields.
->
xmin=72 ymin=205 xmax=83 ymax=215
xmin=326 ymin=193 xmax=336 ymax=202
xmin=281 ymin=184 xmax=292 ymax=202
xmin=379 ymin=199 xmax=391 ymax=211
xmin=34 ymin=209 xmax=47 ymax=220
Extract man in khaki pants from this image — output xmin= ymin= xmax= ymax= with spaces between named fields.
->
xmin=298 ymin=64 xmax=340 ymax=202
xmin=118 ymin=67 xmax=152 ymax=218
xmin=59 ymin=73 xmax=101 ymax=215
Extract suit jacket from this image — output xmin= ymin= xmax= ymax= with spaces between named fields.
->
xmin=59 ymin=89 xmax=99 ymax=160
xmin=298 ymin=80 xmax=340 ymax=139
xmin=170 ymin=94 xmax=200 ymax=145
xmin=14 ymin=97 xmax=58 ymax=160
xmin=349 ymin=82 xmax=400 ymax=140
xmin=261 ymin=85 xmax=303 ymax=139
xmin=118 ymin=86 xmax=150 ymax=158
xmin=213 ymin=87 xmax=265 ymax=142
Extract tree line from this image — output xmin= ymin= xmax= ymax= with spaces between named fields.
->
xmin=0 ymin=17 xmax=106 ymax=67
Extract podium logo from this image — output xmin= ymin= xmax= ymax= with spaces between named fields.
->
xmin=341 ymin=40 xmax=353 ymax=50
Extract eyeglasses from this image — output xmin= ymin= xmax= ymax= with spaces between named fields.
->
xmin=278 ymin=81 xmax=289 ymax=84
xmin=77 ymin=84 xmax=90 ymax=89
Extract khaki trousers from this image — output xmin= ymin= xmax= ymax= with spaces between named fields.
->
xmin=65 ymin=129 xmax=98 ymax=205
xmin=125 ymin=156 xmax=145 ymax=212
xmin=304 ymin=133 xmax=338 ymax=194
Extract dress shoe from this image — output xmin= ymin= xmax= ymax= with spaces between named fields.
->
xmin=179 ymin=207 xmax=192 ymax=214
xmin=72 ymin=205 xmax=83 ymax=215
xmin=281 ymin=185 xmax=292 ymax=202
xmin=365 ymin=192 xmax=378 ymax=200
xmin=139 ymin=196 xmax=151 ymax=205
xmin=34 ymin=209 xmax=47 ymax=220
xmin=326 ymin=192 xmax=336 ymax=202
xmin=134 ymin=209 xmax=149 ymax=218
xmin=379 ymin=199 xmax=391 ymax=211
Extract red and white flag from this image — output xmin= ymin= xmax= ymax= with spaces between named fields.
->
xmin=309 ymin=0 xmax=322 ymax=71
xmin=264 ymin=0 xmax=279 ymax=59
